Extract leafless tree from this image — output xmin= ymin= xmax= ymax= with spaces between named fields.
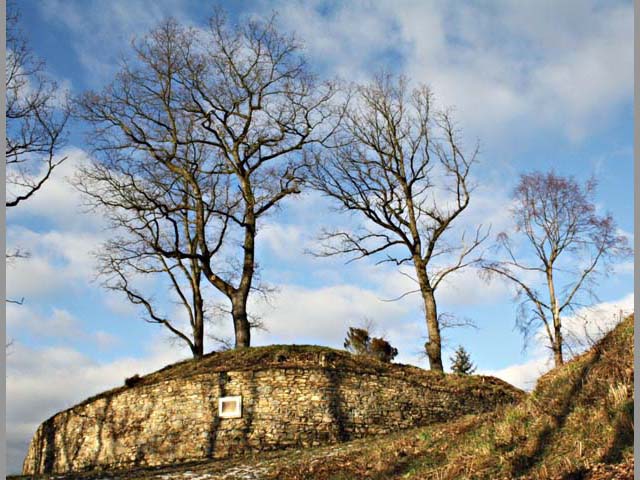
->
xmin=6 ymin=2 xmax=70 ymax=208
xmin=6 ymin=248 xmax=29 ymax=303
xmin=77 ymin=137 xmax=229 ymax=358
xmin=482 ymin=172 xmax=631 ymax=366
xmin=76 ymin=13 xmax=338 ymax=349
xmin=180 ymin=11 xmax=339 ymax=347
xmin=75 ymin=21 xmax=236 ymax=357
xmin=6 ymin=2 xmax=69 ymax=310
xmin=309 ymin=75 xmax=487 ymax=371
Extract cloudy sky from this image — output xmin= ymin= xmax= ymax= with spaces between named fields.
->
xmin=6 ymin=0 xmax=634 ymax=473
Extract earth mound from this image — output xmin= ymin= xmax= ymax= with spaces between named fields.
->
xmin=22 ymin=344 xmax=522 ymax=475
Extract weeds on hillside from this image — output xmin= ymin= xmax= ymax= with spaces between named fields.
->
xmin=271 ymin=316 xmax=634 ymax=480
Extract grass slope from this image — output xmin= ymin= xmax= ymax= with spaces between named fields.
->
xmin=270 ymin=314 xmax=634 ymax=480
xmin=11 ymin=316 xmax=633 ymax=480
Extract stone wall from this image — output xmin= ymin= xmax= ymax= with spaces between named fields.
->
xmin=23 ymin=347 xmax=521 ymax=474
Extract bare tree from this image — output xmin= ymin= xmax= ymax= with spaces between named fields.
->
xmin=309 ymin=75 xmax=487 ymax=371
xmin=482 ymin=171 xmax=631 ymax=366
xmin=76 ymin=136 xmax=229 ymax=358
xmin=75 ymin=20 xmax=235 ymax=357
xmin=6 ymin=2 xmax=69 ymax=208
xmin=179 ymin=11 xmax=339 ymax=347
xmin=6 ymin=2 xmax=69 ymax=312
xmin=76 ymin=13 xmax=337 ymax=349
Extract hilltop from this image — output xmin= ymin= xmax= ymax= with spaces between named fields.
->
xmin=231 ymin=314 xmax=632 ymax=480
xmin=19 ymin=344 xmax=522 ymax=476
xmin=254 ymin=315 xmax=635 ymax=480
xmin=15 ymin=314 xmax=632 ymax=480
xmin=49 ymin=344 xmax=520 ymax=415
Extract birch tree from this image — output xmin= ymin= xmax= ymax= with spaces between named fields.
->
xmin=482 ymin=171 xmax=631 ymax=366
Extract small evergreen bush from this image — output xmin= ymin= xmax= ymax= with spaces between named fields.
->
xmin=450 ymin=346 xmax=476 ymax=375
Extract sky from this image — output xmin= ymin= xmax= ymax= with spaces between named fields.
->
xmin=5 ymin=0 xmax=634 ymax=474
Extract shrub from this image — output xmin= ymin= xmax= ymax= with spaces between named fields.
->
xmin=124 ymin=374 xmax=141 ymax=387
xmin=344 ymin=327 xmax=370 ymax=355
xmin=370 ymin=337 xmax=399 ymax=363
xmin=344 ymin=326 xmax=398 ymax=363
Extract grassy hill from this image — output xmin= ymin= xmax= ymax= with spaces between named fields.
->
xmin=49 ymin=343 xmax=521 ymax=415
xmin=269 ymin=314 xmax=635 ymax=480
xmin=10 ymin=316 xmax=633 ymax=480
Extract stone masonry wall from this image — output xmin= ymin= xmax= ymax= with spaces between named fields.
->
xmin=23 ymin=352 xmax=521 ymax=474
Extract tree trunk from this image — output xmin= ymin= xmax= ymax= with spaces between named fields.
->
xmin=552 ymin=317 xmax=563 ymax=367
xmin=192 ymin=305 xmax=204 ymax=358
xmin=546 ymin=266 xmax=564 ymax=367
xmin=191 ymin=340 xmax=204 ymax=359
xmin=423 ymin=288 xmax=444 ymax=371
xmin=232 ymin=175 xmax=256 ymax=349
xmin=190 ymin=255 xmax=205 ymax=359
xmin=415 ymin=261 xmax=444 ymax=372
xmin=232 ymin=297 xmax=251 ymax=348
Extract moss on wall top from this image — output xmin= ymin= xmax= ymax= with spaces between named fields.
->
xmin=58 ymin=344 xmax=524 ymax=419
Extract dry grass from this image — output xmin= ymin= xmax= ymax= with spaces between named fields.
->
xmin=10 ymin=317 xmax=632 ymax=480
xmin=249 ymin=314 xmax=634 ymax=480
xmin=389 ymin=314 xmax=635 ymax=480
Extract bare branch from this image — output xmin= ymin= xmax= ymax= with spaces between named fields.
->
xmin=75 ymin=12 xmax=335 ymax=349
xmin=379 ymin=289 xmax=422 ymax=303
xmin=6 ymin=1 xmax=70 ymax=208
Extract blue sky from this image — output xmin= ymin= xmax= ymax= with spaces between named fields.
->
xmin=6 ymin=0 xmax=634 ymax=473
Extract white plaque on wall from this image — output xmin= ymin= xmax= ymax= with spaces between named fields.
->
xmin=218 ymin=396 xmax=242 ymax=418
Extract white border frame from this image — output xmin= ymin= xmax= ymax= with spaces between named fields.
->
xmin=218 ymin=396 xmax=242 ymax=418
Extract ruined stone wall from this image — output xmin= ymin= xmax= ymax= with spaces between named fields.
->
xmin=23 ymin=357 xmax=520 ymax=474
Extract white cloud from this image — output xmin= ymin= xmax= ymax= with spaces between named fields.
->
xmin=7 ymin=305 xmax=80 ymax=338
xmin=480 ymin=356 xmax=552 ymax=392
xmin=6 ymin=148 xmax=103 ymax=231
xmin=262 ymin=0 xmax=404 ymax=82
xmin=612 ymin=261 xmax=634 ymax=275
xmin=560 ymin=292 xmax=634 ymax=351
xmin=6 ymin=226 xmax=103 ymax=299
xmin=93 ymin=330 xmax=120 ymax=350
xmin=415 ymin=1 xmax=629 ymax=142
xmin=6 ymin=304 xmax=119 ymax=350
xmin=263 ymin=0 xmax=632 ymax=143
xmin=482 ymin=291 xmax=634 ymax=392
xmin=38 ymin=0 xmax=193 ymax=86
xmin=5 ymin=148 xmax=118 ymax=302
xmin=357 ymin=256 xmax=513 ymax=310
xmin=436 ymin=268 xmax=513 ymax=307
xmin=101 ymin=289 xmax=140 ymax=317
xmin=252 ymin=283 xmax=412 ymax=346
xmin=259 ymin=223 xmax=308 ymax=260
xmin=6 ymin=339 xmax=190 ymax=474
